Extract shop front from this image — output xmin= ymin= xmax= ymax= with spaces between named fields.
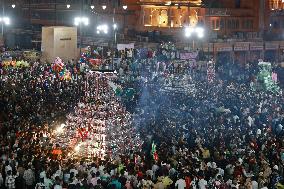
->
xmin=264 ymin=42 xmax=279 ymax=63
xmin=234 ymin=42 xmax=249 ymax=67
xmin=250 ymin=42 xmax=264 ymax=63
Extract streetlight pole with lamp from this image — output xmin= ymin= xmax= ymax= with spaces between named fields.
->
xmin=96 ymin=23 xmax=117 ymax=70
xmin=1 ymin=0 xmax=10 ymax=39
xmin=96 ymin=24 xmax=109 ymax=68
xmin=112 ymin=23 xmax=118 ymax=69
xmin=0 ymin=17 xmax=10 ymax=36
xmin=74 ymin=16 xmax=89 ymax=55
xmin=184 ymin=26 xmax=204 ymax=50
xmin=122 ymin=5 xmax=127 ymax=29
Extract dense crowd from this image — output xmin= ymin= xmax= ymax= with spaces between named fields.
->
xmin=0 ymin=50 xmax=284 ymax=189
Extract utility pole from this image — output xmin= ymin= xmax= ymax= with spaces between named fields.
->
xmin=259 ymin=0 xmax=265 ymax=39
xmin=1 ymin=0 xmax=5 ymax=36
xmin=79 ymin=0 xmax=83 ymax=55
xmin=54 ymin=0 xmax=57 ymax=26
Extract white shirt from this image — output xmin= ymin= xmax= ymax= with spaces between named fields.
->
xmin=152 ymin=165 xmax=159 ymax=173
xmin=5 ymin=165 xmax=12 ymax=174
xmin=127 ymin=50 xmax=133 ymax=58
xmin=198 ymin=179 xmax=208 ymax=189
xmin=0 ymin=173 xmax=3 ymax=187
xmin=248 ymin=116 xmax=253 ymax=126
xmin=70 ymin=169 xmax=78 ymax=176
xmin=175 ymin=179 xmax=186 ymax=189
xmin=146 ymin=170 xmax=153 ymax=178
xmin=252 ymin=180 xmax=258 ymax=189
xmin=260 ymin=187 xmax=268 ymax=189
xmin=54 ymin=185 xmax=62 ymax=189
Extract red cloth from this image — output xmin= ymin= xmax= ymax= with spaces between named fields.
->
xmin=137 ymin=171 xmax=143 ymax=180
xmin=185 ymin=176 xmax=191 ymax=189
xmin=233 ymin=166 xmax=243 ymax=177
xmin=52 ymin=149 xmax=62 ymax=155
xmin=89 ymin=59 xmax=102 ymax=66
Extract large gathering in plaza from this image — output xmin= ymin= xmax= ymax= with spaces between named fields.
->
xmin=0 ymin=0 xmax=284 ymax=189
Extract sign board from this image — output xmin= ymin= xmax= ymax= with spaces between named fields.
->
xmin=60 ymin=37 xmax=71 ymax=41
xmin=206 ymin=8 xmax=230 ymax=16
xmin=265 ymin=43 xmax=279 ymax=50
xmin=234 ymin=43 xmax=249 ymax=51
xmin=216 ymin=46 xmax=233 ymax=52
xmin=117 ymin=43 xmax=135 ymax=51
xmin=250 ymin=43 xmax=264 ymax=51
xmin=180 ymin=52 xmax=198 ymax=60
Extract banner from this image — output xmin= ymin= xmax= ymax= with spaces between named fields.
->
xmin=117 ymin=43 xmax=135 ymax=51
xmin=180 ymin=52 xmax=198 ymax=60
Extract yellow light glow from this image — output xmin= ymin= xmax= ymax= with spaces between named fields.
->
xmin=74 ymin=145 xmax=80 ymax=152
xmin=56 ymin=123 xmax=65 ymax=133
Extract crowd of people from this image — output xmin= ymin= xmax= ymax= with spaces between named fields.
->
xmin=0 ymin=47 xmax=283 ymax=189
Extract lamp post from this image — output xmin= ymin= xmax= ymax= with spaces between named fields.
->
xmin=96 ymin=24 xmax=109 ymax=68
xmin=122 ymin=5 xmax=127 ymax=29
xmin=112 ymin=23 xmax=118 ymax=69
xmin=74 ymin=17 xmax=89 ymax=55
xmin=1 ymin=0 xmax=10 ymax=37
xmin=96 ymin=24 xmax=117 ymax=69
xmin=184 ymin=26 xmax=204 ymax=50
xmin=96 ymin=24 xmax=108 ymax=34
xmin=0 ymin=17 xmax=10 ymax=36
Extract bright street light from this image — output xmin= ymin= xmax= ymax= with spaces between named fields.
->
xmin=113 ymin=23 xmax=117 ymax=30
xmin=123 ymin=5 xmax=127 ymax=10
xmin=74 ymin=17 xmax=89 ymax=26
xmin=74 ymin=145 xmax=81 ymax=152
xmin=185 ymin=26 xmax=204 ymax=38
xmin=55 ymin=123 xmax=65 ymax=134
xmin=66 ymin=4 xmax=71 ymax=8
xmin=0 ymin=17 xmax=10 ymax=25
xmin=185 ymin=27 xmax=194 ymax=37
xmin=97 ymin=24 xmax=108 ymax=34
xmin=102 ymin=5 xmax=107 ymax=10
xmin=91 ymin=5 xmax=95 ymax=9
xmin=195 ymin=27 xmax=205 ymax=38
xmin=12 ymin=4 xmax=16 ymax=8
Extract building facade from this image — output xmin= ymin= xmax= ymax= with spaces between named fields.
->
xmin=264 ymin=0 xmax=284 ymax=40
xmin=137 ymin=0 xmax=260 ymax=39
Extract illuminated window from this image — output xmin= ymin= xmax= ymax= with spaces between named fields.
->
xmin=212 ymin=20 xmax=215 ymax=29
xmin=216 ymin=19 xmax=220 ymax=29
